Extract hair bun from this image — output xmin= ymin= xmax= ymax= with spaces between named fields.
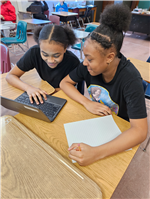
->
xmin=100 ymin=4 xmax=131 ymax=32
xmin=33 ymin=26 xmax=43 ymax=44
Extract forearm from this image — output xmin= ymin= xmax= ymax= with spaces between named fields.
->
xmin=6 ymin=74 xmax=32 ymax=92
xmin=95 ymin=121 xmax=147 ymax=161
xmin=60 ymin=81 xmax=91 ymax=106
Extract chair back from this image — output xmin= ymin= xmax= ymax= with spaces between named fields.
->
xmin=16 ymin=21 xmax=27 ymax=43
xmin=44 ymin=10 xmax=49 ymax=18
xmin=72 ymin=8 xmax=79 ymax=18
xmin=85 ymin=24 xmax=98 ymax=32
xmin=84 ymin=7 xmax=92 ymax=19
xmin=49 ymin=15 xmax=60 ymax=25
xmin=142 ymin=80 xmax=148 ymax=94
xmin=0 ymin=43 xmax=11 ymax=74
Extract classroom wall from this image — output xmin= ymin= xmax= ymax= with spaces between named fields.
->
xmin=138 ymin=1 xmax=150 ymax=9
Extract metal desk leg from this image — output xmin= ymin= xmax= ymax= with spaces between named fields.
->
xmin=80 ymin=40 xmax=83 ymax=59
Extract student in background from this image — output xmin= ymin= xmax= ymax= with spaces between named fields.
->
xmin=60 ymin=4 xmax=148 ymax=166
xmin=0 ymin=0 xmax=16 ymax=37
xmin=26 ymin=0 xmax=49 ymax=20
xmin=6 ymin=24 xmax=80 ymax=105
xmin=55 ymin=1 xmax=68 ymax=12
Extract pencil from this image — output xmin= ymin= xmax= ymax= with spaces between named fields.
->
xmin=78 ymin=144 xmax=81 ymax=151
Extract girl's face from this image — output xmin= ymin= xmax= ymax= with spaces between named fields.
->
xmin=83 ymin=38 xmax=110 ymax=76
xmin=40 ymin=40 xmax=66 ymax=69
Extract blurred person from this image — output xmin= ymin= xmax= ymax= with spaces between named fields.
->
xmin=55 ymin=1 xmax=68 ymax=12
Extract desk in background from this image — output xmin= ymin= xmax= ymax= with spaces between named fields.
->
xmin=0 ymin=71 xmax=139 ymax=199
xmin=129 ymin=13 xmax=150 ymax=35
xmin=68 ymin=5 xmax=97 ymax=22
xmin=51 ymin=11 xmax=78 ymax=26
xmin=128 ymin=57 xmax=150 ymax=83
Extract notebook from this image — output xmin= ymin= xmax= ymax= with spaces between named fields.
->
xmin=30 ymin=5 xmax=42 ymax=13
xmin=64 ymin=115 xmax=123 ymax=163
xmin=1 ymin=92 xmax=67 ymax=122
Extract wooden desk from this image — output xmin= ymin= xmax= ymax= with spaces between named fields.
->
xmin=68 ymin=5 xmax=97 ymax=22
xmin=128 ymin=57 xmax=150 ymax=83
xmin=0 ymin=70 xmax=139 ymax=199
xmin=51 ymin=11 xmax=78 ymax=26
xmin=1 ymin=115 xmax=102 ymax=198
xmin=22 ymin=18 xmax=50 ymax=25
xmin=0 ymin=69 xmax=55 ymax=99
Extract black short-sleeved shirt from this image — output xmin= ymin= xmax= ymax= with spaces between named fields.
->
xmin=17 ymin=45 xmax=80 ymax=88
xmin=69 ymin=53 xmax=147 ymax=121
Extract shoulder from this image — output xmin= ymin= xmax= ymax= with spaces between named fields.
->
xmin=65 ymin=50 xmax=80 ymax=62
xmin=55 ymin=3 xmax=60 ymax=7
xmin=117 ymin=54 xmax=142 ymax=82
xmin=28 ymin=45 xmax=40 ymax=53
xmin=64 ymin=2 xmax=68 ymax=7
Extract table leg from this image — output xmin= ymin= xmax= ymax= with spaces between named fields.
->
xmin=93 ymin=7 xmax=97 ymax=22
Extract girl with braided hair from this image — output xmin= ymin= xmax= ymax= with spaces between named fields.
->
xmin=60 ymin=4 xmax=148 ymax=166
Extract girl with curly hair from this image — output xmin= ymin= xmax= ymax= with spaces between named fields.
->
xmin=60 ymin=4 xmax=148 ymax=166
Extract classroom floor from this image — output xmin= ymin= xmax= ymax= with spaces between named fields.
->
xmin=1 ymin=30 xmax=150 ymax=199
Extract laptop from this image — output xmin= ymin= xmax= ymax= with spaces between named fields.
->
xmin=1 ymin=92 xmax=67 ymax=122
xmin=30 ymin=5 xmax=42 ymax=13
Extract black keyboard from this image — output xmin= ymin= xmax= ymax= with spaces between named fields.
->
xmin=15 ymin=92 xmax=61 ymax=118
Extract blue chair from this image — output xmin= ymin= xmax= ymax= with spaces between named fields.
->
xmin=142 ymin=80 xmax=148 ymax=94
xmin=1 ymin=21 xmax=28 ymax=53
xmin=145 ymin=57 xmax=150 ymax=99
xmin=71 ymin=24 xmax=98 ymax=51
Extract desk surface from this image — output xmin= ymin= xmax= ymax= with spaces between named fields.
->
xmin=1 ymin=115 xmax=102 ymax=198
xmin=128 ymin=57 xmax=150 ymax=83
xmin=51 ymin=11 xmax=78 ymax=17
xmin=22 ymin=18 xmax=50 ymax=25
xmin=0 ymin=69 xmax=55 ymax=99
xmin=73 ymin=29 xmax=90 ymax=39
xmin=0 ymin=72 xmax=139 ymax=199
xmin=1 ymin=89 xmax=139 ymax=198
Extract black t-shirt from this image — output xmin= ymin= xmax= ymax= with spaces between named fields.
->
xmin=17 ymin=45 xmax=80 ymax=88
xmin=69 ymin=53 xmax=147 ymax=121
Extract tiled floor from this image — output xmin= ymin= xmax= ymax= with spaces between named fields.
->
xmin=1 ymin=30 xmax=150 ymax=199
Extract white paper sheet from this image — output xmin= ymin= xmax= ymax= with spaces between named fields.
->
xmin=64 ymin=115 xmax=123 ymax=162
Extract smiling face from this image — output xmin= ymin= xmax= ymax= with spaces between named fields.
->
xmin=40 ymin=40 xmax=66 ymax=69
xmin=83 ymin=38 xmax=112 ymax=76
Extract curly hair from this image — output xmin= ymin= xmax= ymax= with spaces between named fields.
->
xmin=89 ymin=4 xmax=131 ymax=56
xmin=33 ymin=24 xmax=77 ymax=48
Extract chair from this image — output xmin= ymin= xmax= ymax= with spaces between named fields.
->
xmin=143 ymin=57 xmax=150 ymax=152
xmin=145 ymin=57 xmax=150 ymax=99
xmin=79 ymin=6 xmax=92 ymax=25
xmin=71 ymin=24 xmax=98 ymax=51
xmin=69 ymin=8 xmax=84 ymax=28
xmin=49 ymin=15 xmax=60 ymax=25
xmin=1 ymin=21 xmax=28 ymax=53
xmin=44 ymin=10 xmax=49 ymax=19
xmin=0 ymin=43 xmax=11 ymax=74
xmin=142 ymin=80 xmax=148 ymax=94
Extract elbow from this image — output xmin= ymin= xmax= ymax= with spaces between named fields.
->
xmin=5 ymin=73 xmax=10 ymax=83
xmin=59 ymin=78 xmax=65 ymax=89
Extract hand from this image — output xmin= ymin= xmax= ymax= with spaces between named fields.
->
xmin=0 ymin=15 xmax=4 ymax=20
xmin=26 ymin=85 xmax=48 ymax=104
xmin=68 ymin=143 xmax=97 ymax=166
xmin=84 ymin=100 xmax=112 ymax=116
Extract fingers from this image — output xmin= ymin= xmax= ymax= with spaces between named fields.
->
xmin=28 ymin=90 xmax=48 ymax=105
xmin=68 ymin=143 xmax=78 ymax=151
